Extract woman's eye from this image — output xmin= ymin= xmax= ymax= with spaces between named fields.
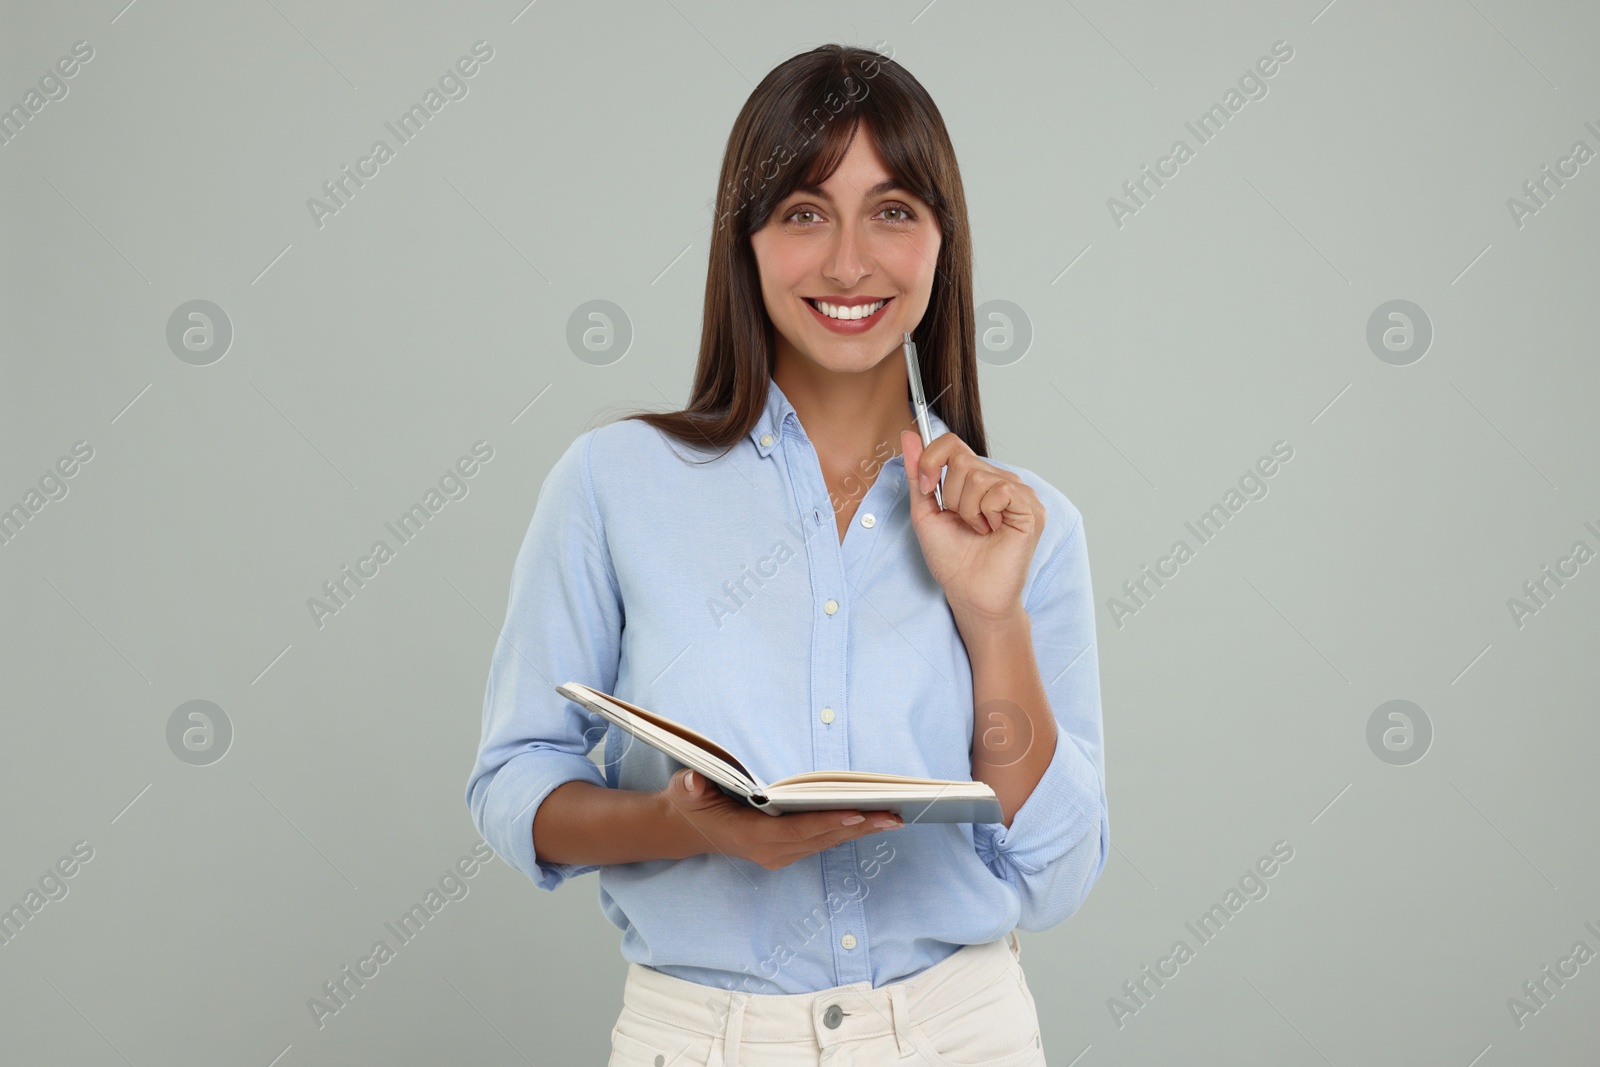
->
xmin=783 ymin=204 xmax=915 ymax=226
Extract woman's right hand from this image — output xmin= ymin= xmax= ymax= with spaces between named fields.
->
xmin=657 ymin=768 xmax=904 ymax=871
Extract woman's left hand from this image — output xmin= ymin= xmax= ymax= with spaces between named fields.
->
xmin=900 ymin=429 xmax=1046 ymax=628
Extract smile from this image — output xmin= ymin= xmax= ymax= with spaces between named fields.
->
xmin=804 ymin=297 xmax=892 ymax=333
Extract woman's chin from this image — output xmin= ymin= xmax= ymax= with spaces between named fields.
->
xmin=798 ymin=331 xmax=905 ymax=370
xmin=806 ymin=350 xmax=891 ymax=376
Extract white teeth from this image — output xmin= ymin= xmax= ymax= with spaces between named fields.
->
xmin=812 ymin=299 xmax=886 ymax=320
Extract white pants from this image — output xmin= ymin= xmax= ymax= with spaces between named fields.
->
xmin=608 ymin=930 xmax=1047 ymax=1066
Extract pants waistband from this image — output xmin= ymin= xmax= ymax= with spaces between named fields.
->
xmin=620 ymin=931 xmax=1022 ymax=1053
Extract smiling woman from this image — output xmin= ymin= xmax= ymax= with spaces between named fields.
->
xmin=643 ymin=43 xmax=984 ymax=465
xmin=466 ymin=41 xmax=1108 ymax=1067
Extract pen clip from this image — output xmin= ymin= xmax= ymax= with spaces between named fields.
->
xmin=902 ymin=331 xmax=927 ymax=412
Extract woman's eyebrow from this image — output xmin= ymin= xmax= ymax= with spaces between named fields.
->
xmin=790 ymin=178 xmax=907 ymax=201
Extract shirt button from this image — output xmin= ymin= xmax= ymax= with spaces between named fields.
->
xmin=824 ymin=599 xmax=839 ymax=615
xmin=860 ymin=513 xmax=875 ymax=528
xmin=760 ymin=433 xmax=773 ymax=447
xmin=820 ymin=707 xmax=835 ymax=724
xmin=840 ymin=933 xmax=857 ymax=950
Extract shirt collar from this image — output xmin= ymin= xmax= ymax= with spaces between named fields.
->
xmin=750 ymin=376 xmax=950 ymax=458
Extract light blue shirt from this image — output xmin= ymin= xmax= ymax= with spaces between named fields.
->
xmin=465 ymin=375 xmax=1109 ymax=994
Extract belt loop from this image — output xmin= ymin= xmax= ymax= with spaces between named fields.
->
xmin=722 ymin=993 xmax=748 ymax=1065
xmin=887 ymin=983 xmax=911 ymax=1057
xmin=1008 ymin=929 xmax=1021 ymax=960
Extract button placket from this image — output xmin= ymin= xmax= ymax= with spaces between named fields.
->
xmin=787 ymin=436 xmax=871 ymax=987
xmin=840 ymin=470 xmax=900 ymax=593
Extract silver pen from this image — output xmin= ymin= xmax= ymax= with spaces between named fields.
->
xmin=902 ymin=331 xmax=944 ymax=510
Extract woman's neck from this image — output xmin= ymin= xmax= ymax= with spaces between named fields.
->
xmin=772 ymin=350 xmax=912 ymax=474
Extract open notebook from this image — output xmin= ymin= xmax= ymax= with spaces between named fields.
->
xmin=556 ymin=682 xmax=1004 ymax=825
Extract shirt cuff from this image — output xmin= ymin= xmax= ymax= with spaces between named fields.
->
xmin=483 ymin=751 xmax=608 ymax=892
xmin=978 ymin=723 xmax=1103 ymax=874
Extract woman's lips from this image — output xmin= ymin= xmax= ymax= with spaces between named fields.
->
xmin=805 ymin=297 xmax=892 ymax=334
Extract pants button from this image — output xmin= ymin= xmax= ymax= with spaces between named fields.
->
xmin=823 ymin=1003 xmax=843 ymax=1029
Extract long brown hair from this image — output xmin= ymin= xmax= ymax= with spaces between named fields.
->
xmin=617 ymin=43 xmax=987 ymax=460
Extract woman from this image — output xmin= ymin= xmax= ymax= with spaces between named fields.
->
xmin=466 ymin=43 xmax=1108 ymax=1066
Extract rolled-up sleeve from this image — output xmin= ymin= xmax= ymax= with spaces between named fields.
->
xmin=972 ymin=511 xmax=1110 ymax=931
xmin=465 ymin=429 xmax=621 ymax=892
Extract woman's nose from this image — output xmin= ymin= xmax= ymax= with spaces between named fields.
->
xmin=822 ymin=223 xmax=872 ymax=286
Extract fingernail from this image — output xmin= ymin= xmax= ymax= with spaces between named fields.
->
xmin=842 ymin=814 xmax=866 ymax=825
xmin=874 ymin=817 xmax=902 ymax=829
xmin=685 ymin=771 xmax=694 ymax=789
xmin=920 ymin=475 xmax=931 ymax=493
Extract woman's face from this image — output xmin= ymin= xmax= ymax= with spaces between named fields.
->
xmin=750 ymin=125 xmax=942 ymax=377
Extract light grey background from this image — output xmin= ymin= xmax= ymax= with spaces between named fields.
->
xmin=3 ymin=0 xmax=1597 ymax=1064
